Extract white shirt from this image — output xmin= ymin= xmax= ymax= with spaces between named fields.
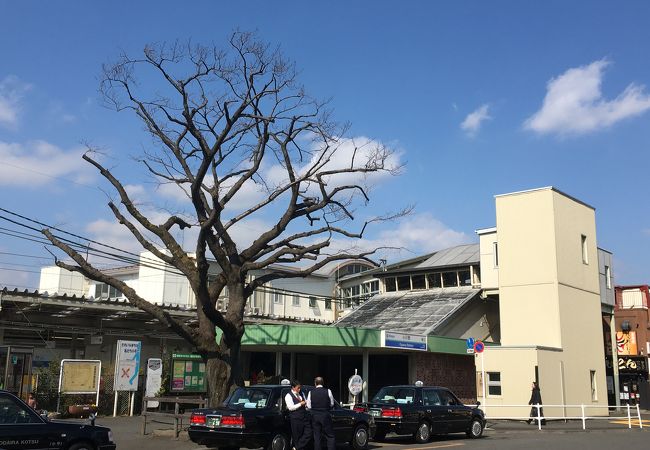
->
xmin=285 ymin=390 xmax=306 ymax=412
xmin=306 ymin=385 xmax=335 ymax=409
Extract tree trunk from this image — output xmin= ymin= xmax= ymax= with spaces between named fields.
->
xmin=205 ymin=335 xmax=244 ymax=406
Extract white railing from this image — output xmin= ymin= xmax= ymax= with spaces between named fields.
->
xmin=467 ymin=403 xmax=644 ymax=431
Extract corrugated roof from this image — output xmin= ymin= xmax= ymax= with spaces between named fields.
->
xmin=334 ymin=287 xmax=480 ymax=335
xmin=414 ymin=244 xmax=479 ymax=269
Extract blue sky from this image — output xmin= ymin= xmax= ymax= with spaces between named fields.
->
xmin=1 ymin=0 xmax=650 ymax=289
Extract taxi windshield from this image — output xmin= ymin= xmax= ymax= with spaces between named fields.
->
xmin=372 ymin=387 xmax=415 ymax=405
xmin=226 ymin=387 xmax=272 ymax=409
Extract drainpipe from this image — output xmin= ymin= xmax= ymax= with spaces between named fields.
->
xmin=611 ymin=314 xmax=621 ymax=409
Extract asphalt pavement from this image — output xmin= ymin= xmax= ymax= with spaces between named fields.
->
xmin=89 ymin=415 xmax=650 ymax=450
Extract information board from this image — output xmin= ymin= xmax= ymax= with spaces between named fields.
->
xmin=60 ymin=360 xmax=101 ymax=394
xmin=170 ymin=353 xmax=206 ymax=393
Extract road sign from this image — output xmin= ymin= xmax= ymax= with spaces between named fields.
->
xmin=474 ymin=340 xmax=485 ymax=353
xmin=466 ymin=338 xmax=475 ymax=353
xmin=114 ymin=340 xmax=141 ymax=391
xmin=348 ymin=374 xmax=363 ymax=396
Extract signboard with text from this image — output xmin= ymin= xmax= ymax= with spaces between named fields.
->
xmin=113 ymin=340 xmax=142 ymax=392
xmin=381 ymin=331 xmax=427 ymax=351
xmin=145 ymin=358 xmax=163 ymax=408
xmin=60 ymin=360 xmax=101 ymax=394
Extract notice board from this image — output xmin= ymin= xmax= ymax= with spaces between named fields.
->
xmin=170 ymin=353 xmax=206 ymax=393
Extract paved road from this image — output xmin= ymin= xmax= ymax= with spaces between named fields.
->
xmin=92 ymin=416 xmax=650 ymax=450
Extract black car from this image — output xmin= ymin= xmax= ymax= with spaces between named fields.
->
xmin=358 ymin=384 xmax=485 ymax=443
xmin=0 ymin=390 xmax=116 ymax=450
xmin=189 ymin=384 xmax=375 ymax=450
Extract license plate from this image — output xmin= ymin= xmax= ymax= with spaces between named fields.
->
xmin=370 ymin=410 xmax=380 ymax=417
xmin=207 ymin=416 xmax=221 ymax=427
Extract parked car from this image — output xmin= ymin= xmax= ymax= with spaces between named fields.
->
xmin=0 ymin=390 xmax=116 ymax=450
xmin=357 ymin=383 xmax=485 ymax=443
xmin=189 ymin=384 xmax=375 ymax=450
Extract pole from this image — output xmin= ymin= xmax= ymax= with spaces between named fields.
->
xmin=610 ymin=315 xmax=621 ymax=410
xmin=113 ymin=391 xmax=118 ymax=417
xmin=129 ymin=391 xmax=135 ymax=416
xmin=636 ymin=404 xmax=643 ymax=429
xmin=581 ymin=404 xmax=585 ymax=430
xmin=627 ymin=403 xmax=631 ymax=429
xmin=536 ymin=404 xmax=542 ymax=430
xmin=481 ymin=351 xmax=486 ymax=416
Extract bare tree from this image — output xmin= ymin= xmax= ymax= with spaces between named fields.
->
xmin=41 ymin=32 xmax=406 ymax=404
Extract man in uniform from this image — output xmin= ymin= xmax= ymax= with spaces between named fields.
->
xmin=285 ymin=380 xmax=310 ymax=450
xmin=306 ymin=376 xmax=335 ymax=450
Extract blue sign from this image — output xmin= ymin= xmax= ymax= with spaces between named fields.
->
xmin=466 ymin=338 xmax=475 ymax=350
xmin=382 ymin=331 xmax=427 ymax=351
xmin=474 ymin=341 xmax=485 ymax=353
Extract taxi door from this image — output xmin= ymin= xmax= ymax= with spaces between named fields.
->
xmin=421 ymin=389 xmax=448 ymax=434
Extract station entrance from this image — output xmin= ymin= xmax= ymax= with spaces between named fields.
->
xmin=0 ymin=346 xmax=34 ymax=400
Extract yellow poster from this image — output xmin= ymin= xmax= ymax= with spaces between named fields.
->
xmin=616 ymin=331 xmax=638 ymax=355
xmin=61 ymin=360 xmax=100 ymax=394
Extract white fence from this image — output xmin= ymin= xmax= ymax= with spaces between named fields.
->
xmin=470 ymin=403 xmax=644 ymax=431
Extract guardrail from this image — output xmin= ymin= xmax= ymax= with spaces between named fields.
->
xmin=467 ymin=403 xmax=644 ymax=431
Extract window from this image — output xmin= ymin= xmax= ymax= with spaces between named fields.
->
xmin=487 ymin=372 xmax=502 ymax=396
xmin=96 ymin=283 xmax=123 ymax=299
xmin=422 ymin=389 xmax=441 ymax=406
xmin=427 ymin=273 xmax=441 ymax=288
xmin=590 ymin=370 xmax=597 ymax=401
xmin=411 ymin=274 xmax=426 ymax=290
xmin=437 ymin=389 xmax=460 ymax=406
xmin=385 ymin=277 xmax=396 ymax=292
xmin=325 ymin=298 xmax=332 ymax=310
xmin=605 ymin=265 xmax=612 ymax=289
xmin=581 ymin=235 xmax=589 ymax=264
xmin=292 ymin=295 xmax=300 ymax=307
xmin=273 ymin=291 xmax=283 ymax=304
xmin=371 ymin=387 xmax=415 ymax=404
xmin=442 ymin=271 xmax=458 ymax=287
xmin=493 ymin=242 xmax=499 ymax=268
xmin=309 ymin=296 xmax=316 ymax=308
xmin=397 ymin=276 xmax=411 ymax=291
xmin=458 ymin=270 xmax=471 ymax=286
xmin=0 ymin=395 xmax=41 ymax=424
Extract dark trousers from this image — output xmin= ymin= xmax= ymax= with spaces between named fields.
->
xmin=312 ymin=410 xmax=335 ymax=450
xmin=290 ymin=413 xmax=311 ymax=450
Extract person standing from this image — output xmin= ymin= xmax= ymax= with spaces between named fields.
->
xmin=527 ymin=381 xmax=545 ymax=425
xmin=307 ymin=376 xmax=335 ymax=450
xmin=285 ymin=380 xmax=310 ymax=450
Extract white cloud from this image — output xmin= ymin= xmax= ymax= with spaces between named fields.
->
xmin=0 ymin=140 xmax=93 ymax=187
xmin=0 ymin=75 xmax=31 ymax=128
xmin=461 ymin=104 xmax=491 ymax=136
xmin=85 ymin=219 xmax=145 ymax=256
xmin=525 ymin=59 xmax=650 ymax=136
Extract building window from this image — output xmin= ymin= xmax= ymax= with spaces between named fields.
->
xmin=427 ymin=273 xmax=441 ymax=288
xmin=385 ymin=277 xmax=396 ymax=292
xmin=442 ymin=271 xmax=458 ymax=287
xmin=309 ymin=296 xmax=316 ymax=308
xmin=590 ymin=370 xmax=597 ymax=401
xmin=397 ymin=276 xmax=411 ymax=291
xmin=325 ymin=298 xmax=332 ymax=310
xmin=493 ymin=242 xmax=499 ymax=268
xmin=292 ymin=295 xmax=300 ymax=307
xmin=487 ymin=372 xmax=502 ymax=396
xmin=605 ymin=265 xmax=612 ymax=289
xmin=96 ymin=283 xmax=123 ymax=300
xmin=458 ymin=270 xmax=471 ymax=286
xmin=581 ymin=235 xmax=589 ymax=264
xmin=273 ymin=291 xmax=283 ymax=304
xmin=411 ymin=274 xmax=426 ymax=290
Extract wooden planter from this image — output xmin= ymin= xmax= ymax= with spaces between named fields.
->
xmin=67 ymin=404 xmax=98 ymax=417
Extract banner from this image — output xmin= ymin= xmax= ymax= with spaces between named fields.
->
xmin=616 ymin=331 xmax=638 ymax=355
xmin=113 ymin=340 xmax=142 ymax=391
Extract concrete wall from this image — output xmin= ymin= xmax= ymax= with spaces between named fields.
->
xmin=598 ymin=249 xmax=615 ymax=308
xmin=413 ymin=352 xmax=476 ymax=404
xmin=477 ymin=229 xmax=499 ymax=290
xmin=436 ymin=298 xmax=500 ymax=343
xmin=38 ymin=267 xmax=86 ymax=296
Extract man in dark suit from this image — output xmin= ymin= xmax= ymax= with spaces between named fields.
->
xmin=306 ymin=376 xmax=335 ymax=450
xmin=285 ymin=380 xmax=310 ymax=450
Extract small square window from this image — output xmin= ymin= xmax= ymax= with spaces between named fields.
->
xmin=292 ymin=295 xmax=300 ymax=307
xmin=309 ymin=296 xmax=316 ymax=308
xmin=325 ymin=298 xmax=332 ymax=310
xmin=442 ymin=272 xmax=458 ymax=287
xmin=427 ymin=273 xmax=441 ymax=288
xmin=605 ymin=266 xmax=612 ymax=289
xmin=397 ymin=276 xmax=410 ymax=291
xmin=412 ymin=274 xmax=426 ymax=290
xmin=487 ymin=372 xmax=502 ymax=396
xmin=590 ymin=370 xmax=597 ymax=401
xmin=385 ymin=277 xmax=396 ymax=292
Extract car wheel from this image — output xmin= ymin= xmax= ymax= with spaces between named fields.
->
xmin=466 ymin=418 xmax=484 ymax=439
xmin=68 ymin=442 xmax=95 ymax=450
xmin=372 ymin=430 xmax=387 ymax=442
xmin=351 ymin=424 xmax=369 ymax=450
xmin=414 ymin=421 xmax=431 ymax=444
xmin=266 ymin=432 xmax=290 ymax=450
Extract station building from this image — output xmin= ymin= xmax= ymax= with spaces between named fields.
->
xmin=0 ymin=187 xmax=614 ymax=414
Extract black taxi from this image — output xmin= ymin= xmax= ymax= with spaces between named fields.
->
xmin=0 ymin=390 xmax=116 ymax=450
xmin=358 ymin=383 xmax=485 ymax=443
xmin=189 ymin=384 xmax=375 ymax=450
